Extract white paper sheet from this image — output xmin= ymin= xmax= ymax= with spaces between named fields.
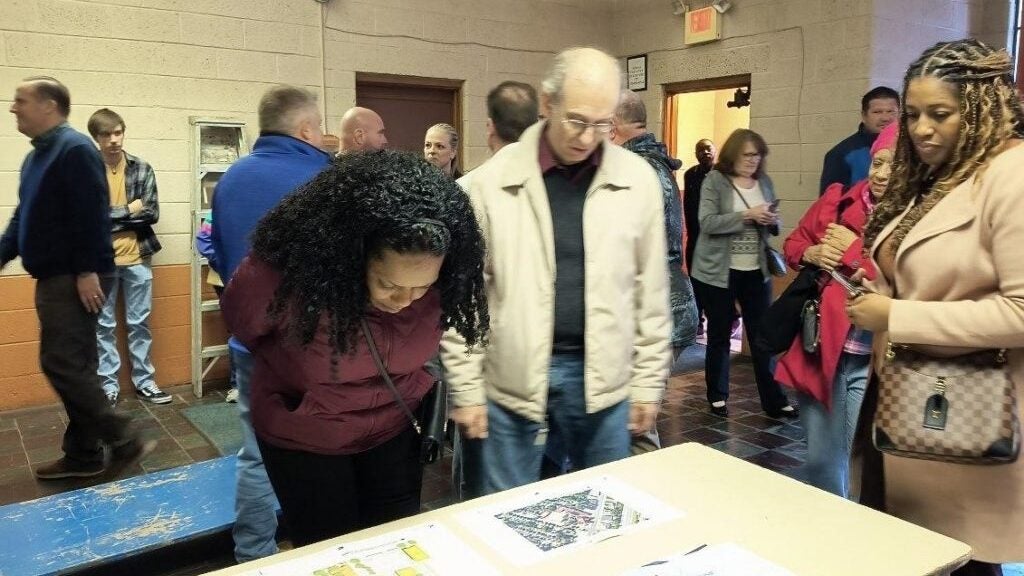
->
xmin=253 ymin=523 xmax=499 ymax=576
xmin=457 ymin=475 xmax=683 ymax=565
xmin=621 ymin=542 xmax=796 ymax=576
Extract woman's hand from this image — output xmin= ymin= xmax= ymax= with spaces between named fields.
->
xmin=744 ymin=204 xmax=778 ymax=226
xmin=823 ymin=223 xmax=857 ymax=253
xmin=802 ymin=243 xmax=844 ymax=270
xmin=846 ymin=292 xmax=891 ymax=331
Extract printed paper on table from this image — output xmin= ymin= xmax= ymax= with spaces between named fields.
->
xmin=457 ymin=476 xmax=682 ymax=565
xmin=254 ymin=523 xmax=498 ymax=576
xmin=622 ymin=542 xmax=796 ymax=576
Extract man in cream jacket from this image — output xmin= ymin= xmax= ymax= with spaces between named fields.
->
xmin=440 ymin=47 xmax=671 ymax=494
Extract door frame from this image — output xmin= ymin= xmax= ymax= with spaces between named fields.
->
xmin=661 ymin=74 xmax=751 ymax=159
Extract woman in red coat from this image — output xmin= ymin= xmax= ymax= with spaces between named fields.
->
xmin=774 ymin=122 xmax=897 ymax=497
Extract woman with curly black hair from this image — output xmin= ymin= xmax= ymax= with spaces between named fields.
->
xmin=222 ymin=150 xmax=487 ymax=547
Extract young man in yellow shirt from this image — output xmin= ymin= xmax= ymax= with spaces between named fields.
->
xmin=88 ymin=109 xmax=168 ymax=406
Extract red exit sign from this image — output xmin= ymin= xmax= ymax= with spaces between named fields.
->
xmin=690 ymin=7 xmax=713 ymax=33
xmin=685 ymin=6 xmax=722 ymax=45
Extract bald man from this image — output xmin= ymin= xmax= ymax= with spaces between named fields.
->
xmin=338 ymin=106 xmax=387 ymax=154
xmin=440 ymin=47 xmax=671 ymax=494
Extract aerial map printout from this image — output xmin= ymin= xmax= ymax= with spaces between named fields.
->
xmin=458 ymin=476 xmax=682 ymax=565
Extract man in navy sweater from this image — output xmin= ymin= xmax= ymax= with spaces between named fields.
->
xmin=818 ymin=86 xmax=900 ymax=195
xmin=1 ymin=76 xmax=154 ymax=479
xmin=211 ymin=84 xmax=331 ymax=563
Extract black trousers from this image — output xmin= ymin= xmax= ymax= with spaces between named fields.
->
xmin=693 ymin=269 xmax=789 ymax=411
xmin=36 ymin=274 xmax=131 ymax=463
xmin=952 ymin=561 xmax=1003 ymax=576
xmin=259 ymin=426 xmax=423 ymax=547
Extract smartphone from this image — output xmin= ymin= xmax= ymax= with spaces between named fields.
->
xmin=829 ymin=269 xmax=866 ymax=297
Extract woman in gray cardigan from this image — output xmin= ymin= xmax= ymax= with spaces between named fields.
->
xmin=690 ymin=129 xmax=796 ymax=419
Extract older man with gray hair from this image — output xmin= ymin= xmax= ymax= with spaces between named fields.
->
xmin=441 ymin=47 xmax=671 ymax=494
xmin=611 ymin=90 xmax=698 ymax=357
xmin=211 ymin=84 xmax=331 ymax=563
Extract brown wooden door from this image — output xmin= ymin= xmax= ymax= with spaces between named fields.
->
xmin=356 ymin=78 xmax=461 ymax=171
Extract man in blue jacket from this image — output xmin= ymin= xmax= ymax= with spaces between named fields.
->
xmin=211 ymin=84 xmax=331 ymax=563
xmin=818 ymin=86 xmax=899 ymax=194
xmin=1 ymin=76 xmax=154 ymax=479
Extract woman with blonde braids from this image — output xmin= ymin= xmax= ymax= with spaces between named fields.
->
xmin=848 ymin=39 xmax=1024 ymax=574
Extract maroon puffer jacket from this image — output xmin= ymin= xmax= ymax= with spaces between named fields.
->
xmin=222 ymin=255 xmax=441 ymax=455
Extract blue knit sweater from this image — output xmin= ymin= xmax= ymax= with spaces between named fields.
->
xmin=0 ymin=123 xmax=114 ymax=278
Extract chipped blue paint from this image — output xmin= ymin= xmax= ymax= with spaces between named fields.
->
xmin=0 ymin=456 xmax=237 ymax=576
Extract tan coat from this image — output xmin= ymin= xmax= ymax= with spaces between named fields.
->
xmin=866 ymin=144 xmax=1024 ymax=562
xmin=440 ymin=121 xmax=671 ymax=422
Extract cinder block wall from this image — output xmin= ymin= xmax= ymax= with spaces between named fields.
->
xmin=613 ymin=0 xmax=1006 ymax=234
xmin=0 ymin=0 xmax=1012 ymax=409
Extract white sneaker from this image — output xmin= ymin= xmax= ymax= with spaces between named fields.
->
xmin=225 ymin=388 xmax=239 ymax=403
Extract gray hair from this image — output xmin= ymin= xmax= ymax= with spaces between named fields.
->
xmin=614 ymin=90 xmax=646 ymax=126
xmin=540 ymin=46 xmax=620 ymax=104
xmin=258 ymin=85 xmax=319 ymax=134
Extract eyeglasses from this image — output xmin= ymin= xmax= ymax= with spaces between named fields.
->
xmin=741 ymin=152 xmax=762 ymax=159
xmin=561 ymin=117 xmax=615 ymax=137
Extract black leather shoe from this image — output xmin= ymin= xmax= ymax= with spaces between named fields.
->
xmin=767 ymin=405 xmax=799 ymax=419
xmin=709 ymin=403 xmax=729 ymax=417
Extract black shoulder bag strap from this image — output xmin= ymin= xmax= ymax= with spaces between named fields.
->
xmin=360 ymin=318 xmax=421 ymax=435
xmin=729 ymin=179 xmax=771 ymax=244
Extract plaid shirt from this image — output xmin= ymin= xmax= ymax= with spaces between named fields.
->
xmin=110 ymin=152 xmax=161 ymax=258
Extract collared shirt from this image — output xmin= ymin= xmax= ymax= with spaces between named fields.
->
xmin=538 ymin=129 xmax=603 ymax=184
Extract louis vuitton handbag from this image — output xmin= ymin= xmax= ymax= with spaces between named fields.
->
xmin=873 ymin=342 xmax=1020 ymax=464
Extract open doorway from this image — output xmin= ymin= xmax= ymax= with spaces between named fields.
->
xmin=355 ymin=73 xmax=463 ymax=172
xmin=663 ymin=74 xmax=751 ymax=352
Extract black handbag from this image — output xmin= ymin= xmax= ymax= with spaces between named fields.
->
xmin=764 ymin=246 xmax=788 ymax=277
xmin=360 ymin=319 xmax=447 ymax=465
xmin=800 ymin=297 xmax=821 ymax=353
xmin=753 ymin=266 xmax=822 ymax=355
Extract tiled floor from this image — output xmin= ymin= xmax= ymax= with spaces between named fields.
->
xmin=0 ymin=354 xmax=814 ymax=575
xmin=2 ymin=356 xmax=1020 ymax=575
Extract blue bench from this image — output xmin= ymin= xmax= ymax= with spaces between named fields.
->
xmin=0 ymin=456 xmax=237 ymax=576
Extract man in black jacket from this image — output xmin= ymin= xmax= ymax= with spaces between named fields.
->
xmin=1 ymin=77 xmax=154 ymax=479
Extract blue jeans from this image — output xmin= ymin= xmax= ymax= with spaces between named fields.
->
xmin=96 ymin=261 xmax=157 ymax=395
xmin=796 ymin=352 xmax=869 ymax=498
xmin=231 ymin=348 xmax=279 ymax=562
xmin=481 ymin=354 xmax=631 ymax=494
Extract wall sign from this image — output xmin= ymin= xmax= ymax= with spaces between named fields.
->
xmin=626 ymin=54 xmax=647 ymax=92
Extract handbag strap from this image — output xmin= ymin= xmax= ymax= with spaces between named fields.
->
xmin=360 ymin=318 xmax=421 ymax=434
xmin=729 ymin=179 xmax=773 ymax=244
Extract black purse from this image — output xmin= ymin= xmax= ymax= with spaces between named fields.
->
xmin=753 ymin=266 xmax=822 ymax=355
xmin=360 ymin=319 xmax=447 ymax=465
xmin=800 ymin=296 xmax=821 ymax=353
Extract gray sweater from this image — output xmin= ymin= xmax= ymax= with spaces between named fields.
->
xmin=690 ymin=169 xmax=780 ymax=288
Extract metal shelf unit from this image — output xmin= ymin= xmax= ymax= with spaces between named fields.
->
xmin=189 ymin=117 xmax=248 ymax=397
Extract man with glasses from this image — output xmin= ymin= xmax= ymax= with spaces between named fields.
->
xmin=441 ymin=47 xmax=671 ymax=494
